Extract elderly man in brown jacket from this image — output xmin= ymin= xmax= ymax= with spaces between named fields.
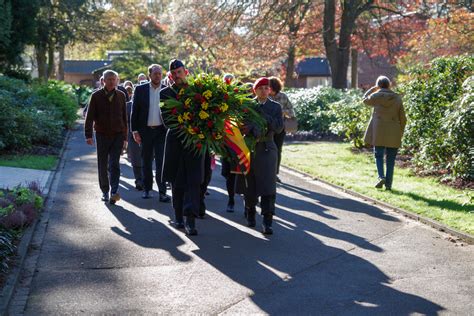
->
xmin=85 ymin=70 xmax=128 ymax=204
xmin=363 ymin=76 xmax=406 ymax=190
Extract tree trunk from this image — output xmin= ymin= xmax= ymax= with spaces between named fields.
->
xmin=47 ymin=40 xmax=55 ymax=79
xmin=323 ymin=0 xmax=359 ymax=89
xmin=58 ymin=44 xmax=65 ymax=81
xmin=35 ymin=44 xmax=48 ymax=81
xmin=284 ymin=44 xmax=296 ymax=88
xmin=351 ymin=48 xmax=358 ymax=89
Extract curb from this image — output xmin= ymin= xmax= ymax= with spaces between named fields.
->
xmin=0 ymin=128 xmax=72 ymax=314
xmin=280 ymin=165 xmax=474 ymax=245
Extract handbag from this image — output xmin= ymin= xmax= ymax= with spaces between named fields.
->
xmin=284 ymin=117 xmax=298 ymax=133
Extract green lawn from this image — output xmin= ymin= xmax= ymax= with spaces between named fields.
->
xmin=0 ymin=155 xmax=58 ymax=170
xmin=282 ymin=142 xmax=474 ymax=235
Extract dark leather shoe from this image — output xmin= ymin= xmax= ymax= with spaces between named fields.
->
xmin=226 ymin=204 xmax=235 ymax=213
xmin=185 ymin=216 xmax=198 ymax=235
xmin=174 ymin=221 xmax=185 ymax=229
xmin=142 ymin=191 xmax=152 ymax=199
xmin=262 ymin=224 xmax=273 ymax=235
xmin=135 ymin=183 xmax=144 ymax=191
xmin=262 ymin=214 xmax=273 ymax=235
xmin=276 ymin=176 xmax=282 ymax=183
xmin=159 ymin=193 xmax=171 ymax=203
xmin=101 ymin=192 xmax=109 ymax=202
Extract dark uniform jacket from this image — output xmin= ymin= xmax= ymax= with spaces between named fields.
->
xmin=160 ymin=84 xmax=204 ymax=187
xmin=237 ymin=98 xmax=284 ymax=196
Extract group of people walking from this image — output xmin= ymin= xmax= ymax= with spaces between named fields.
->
xmin=84 ymin=56 xmax=406 ymax=237
xmin=84 ymin=59 xmax=296 ymax=236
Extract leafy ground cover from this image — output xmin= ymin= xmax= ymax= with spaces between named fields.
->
xmin=0 ymin=155 xmax=57 ymax=170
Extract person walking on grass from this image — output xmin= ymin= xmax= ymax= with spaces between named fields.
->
xmin=363 ymin=75 xmax=407 ymax=191
xmin=85 ymin=70 xmax=128 ymax=204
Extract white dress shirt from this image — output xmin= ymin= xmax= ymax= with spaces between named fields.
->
xmin=147 ymin=84 xmax=163 ymax=126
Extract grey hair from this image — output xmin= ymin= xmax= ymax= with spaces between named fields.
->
xmin=103 ymin=70 xmax=119 ymax=79
xmin=376 ymin=76 xmax=391 ymax=89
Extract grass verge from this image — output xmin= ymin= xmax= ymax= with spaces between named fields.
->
xmin=0 ymin=155 xmax=57 ymax=170
xmin=282 ymin=142 xmax=474 ymax=235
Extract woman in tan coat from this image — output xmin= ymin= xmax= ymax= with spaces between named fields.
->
xmin=363 ymin=76 xmax=406 ymax=190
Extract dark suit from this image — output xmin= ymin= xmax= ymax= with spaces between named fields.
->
xmin=130 ymin=83 xmax=167 ymax=194
xmin=161 ymin=84 xmax=204 ymax=222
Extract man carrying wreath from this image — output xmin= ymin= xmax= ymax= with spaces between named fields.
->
xmin=237 ymin=77 xmax=284 ymax=235
xmin=161 ymin=59 xmax=204 ymax=236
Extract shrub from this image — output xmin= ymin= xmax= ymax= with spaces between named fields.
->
xmin=397 ymin=56 xmax=474 ymax=178
xmin=0 ymin=229 xmax=15 ymax=274
xmin=287 ymin=87 xmax=344 ymax=134
xmin=33 ymin=80 xmax=78 ymax=128
xmin=328 ymin=90 xmax=370 ymax=148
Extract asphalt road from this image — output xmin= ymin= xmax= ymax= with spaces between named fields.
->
xmin=18 ymin=126 xmax=474 ymax=315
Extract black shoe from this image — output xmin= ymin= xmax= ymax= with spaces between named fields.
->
xmin=262 ymin=214 xmax=273 ymax=235
xmin=205 ymin=190 xmax=210 ymax=196
xmin=246 ymin=207 xmax=256 ymax=227
xmin=226 ymin=203 xmax=235 ymax=213
xmin=185 ymin=216 xmax=198 ymax=236
xmin=135 ymin=182 xmax=144 ymax=191
xmin=159 ymin=193 xmax=171 ymax=203
xmin=142 ymin=190 xmax=152 ymax=199
xmin=101 ymin=192 xmax=109 ymax=202
xmin=375 ymin=178 xmax=386 ymax=189
xmin=174 ymin=220 xmax=185 ymax=229
xmin=198 ymin=212 xmax=205 ymax=219
xmin=276 ymin=176 xmax=282 ymax=183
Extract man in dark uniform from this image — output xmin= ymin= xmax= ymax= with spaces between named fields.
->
xmin=161 ymin=59 xmax=204 ymax=236
xmin=237 ymin=77 xmax=283 ymax=234
xmin=131 ymin=64 xmax=171 ymax=202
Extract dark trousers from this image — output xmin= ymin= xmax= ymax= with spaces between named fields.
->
xmin=374 ymin=146 xmax=398 ymax=188
xmin=273 ymin=130 xmax=286 ymax=174
xmin=96 ymin=133 xmax=123 ymax=194
xmin=245 ymin=194 xmax=276 ymax=216
xmin=141 ymin=126 xmax=167 ymax=194
xmin=172 ymin=184 xmax=201 ymax=222
xmin=199 ymin=152 xmax=213 ymax=215
xmin=225 ymin=173 xmax=236 ymax=205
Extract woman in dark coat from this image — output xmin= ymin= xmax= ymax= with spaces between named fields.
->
xmin=237 ymin=77 xmax=283 ymax=234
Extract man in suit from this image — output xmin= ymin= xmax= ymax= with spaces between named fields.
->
xmin=161 ymin=59 xmax=204 ymax=236
xmin=130 ymin=64 xmax=171 ymax=202
xmin=85 ymin=70 xmax=128 ymax=204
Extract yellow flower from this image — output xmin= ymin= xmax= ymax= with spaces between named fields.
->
xmin=198 ymin=133 xmax=205 ymax=139
xmin=203 ymin=90 xmax=212 ymax=100
xmin=183 ymin=112 xmax=191 ymax=121
xmin=201 ymin=102 xmax=209 ymax=110
xmin=178 ymin=115 xmax=184 ymax=124
xmin=187 ymin=126 xmax=196 ymax=135
xmin=220 ymin=103 xmax=229 ymax=112
xmin=199 ymin=110 xmax=209 ymax=120
xmin=215 ymin=133 xmax=222 ymax=140
xmin=185 ymin=98 xmax=192 ymax=108
xmin=179 ymin=88 xmax=185 ymax=96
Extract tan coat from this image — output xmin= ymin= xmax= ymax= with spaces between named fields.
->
xmin=363 ymin=88 xmax=407 ymax=148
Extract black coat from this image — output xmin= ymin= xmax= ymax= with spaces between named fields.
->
xmin=236 ymin=98 xmax=283 ymax=196
xmin=130 ymin=83 xmax=166 ymax=135
xmin=160 ymin=84 xmax=204 ymax=187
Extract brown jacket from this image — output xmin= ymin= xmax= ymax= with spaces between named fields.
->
xmin=84 ymin=88 xmax=128 ymax=140
xmin=363 ymin=88 xmax=407 ymax=148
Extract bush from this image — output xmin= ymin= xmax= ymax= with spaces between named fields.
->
xmin=442 ymin=76 xmax=474 ymax=180
xmin=33 ymin=80 xmax=78 ymax=128
xmin=397 ymin=56 xmax=474 ymax=179
xmin=0 ymin=229 xmax=15 ymax=274
xmin=0 ymin=76 xmax=78 ymax=152
xmin=287 ymin=87 xmax=344 ymax=134
xmin=328 ymin=90 xmax=370 ymax=148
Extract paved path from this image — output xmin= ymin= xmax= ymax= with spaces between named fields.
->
xmin=0 ymin=166 xmax=51 ymax=193
xmin=11 ymin=125 xmax=474 ymax=314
